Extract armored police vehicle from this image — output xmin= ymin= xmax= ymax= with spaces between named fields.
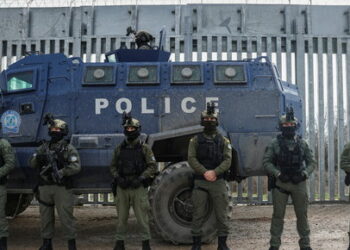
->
xmin=0 ymin=36 xmax=302 ymax=243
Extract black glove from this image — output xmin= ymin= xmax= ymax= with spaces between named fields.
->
xmin=345 ymin=173 xmax=350 ymax=186
xmin=116 ymin=176 xmax=129 ymax=189
xmin=278 ymin=173 xmax=290 ymax=183
xmin=36 ymin=153 xmax=49 ymax=166
xmin=130 ymin=177 xmax=143 ymax=189
xmin=291 ymin=172 xmax=307 ymax=184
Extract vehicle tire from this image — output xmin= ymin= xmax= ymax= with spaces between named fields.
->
xmin=149 ymin=161 xmax=233 ymax=244
xmin=5 ymin=193 xmax=33 ymax=217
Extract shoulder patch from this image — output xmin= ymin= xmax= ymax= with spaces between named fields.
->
xmin=69 ymin=155 xmax=78 ymax=162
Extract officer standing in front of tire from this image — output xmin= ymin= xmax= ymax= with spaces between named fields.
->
xmin=340 ymin=141 xmax=350 ymax=250
xmin=0 ymin=136 xmax=15 ymax=250
xmin=188 ymin=102 xmax=232 ymax=250
xmin=31 ymin=114 xmax=81 ymax=250
xmin=110 ymin=113 xmax=157 ymax=250
xmin=263 ymin=107 xmax=315 ymax=250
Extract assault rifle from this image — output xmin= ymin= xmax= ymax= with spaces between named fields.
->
xmin=39 ymin=142 xmax=63 ymax=184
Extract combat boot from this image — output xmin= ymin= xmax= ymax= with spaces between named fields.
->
xmin=269 ymin=247 xmax=279 ymax=250
xmin=142 ymin=240 xmax=151 ymax=250
xmin=39 ymin=239 xmax=52 ymax=250
xmin=348 ymin=232 xmax=350 ymax=250
xmin=68 ymin=239 xmax=76 ymax=250
xmin=217 ymin=236 xmax=230 ymax=250
xmin=0 ymin=237 xmax=7 ymax=250
xmin=191 ymin=236 xmax=201 ymax=250
xmin=113 ymin=240 xmax=125 ymax=250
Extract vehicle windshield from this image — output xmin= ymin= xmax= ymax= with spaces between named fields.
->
xmin=7 ymin=71 xmax=33 ymax=91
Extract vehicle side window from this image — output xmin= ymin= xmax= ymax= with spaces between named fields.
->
xmin=7 ymin=71 xmax=33 ymax=91
xmin=214 ymin=65 xmax=246 ymax=85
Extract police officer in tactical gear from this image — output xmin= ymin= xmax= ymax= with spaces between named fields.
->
xmin=110 ymin=113 xmax=157 ymax=250
xmin=188 ymin=102 xmax=232 ymax=250
xmin=0 ymin=135 xmax=15 ymax=250
xmin=263 ymin=107 xmax=315 ymax=250
xmin=31 ymin=114 xmax=81 ymax=250
xmin=126 ymin=26 xmax=154 ymax=50
xmin=340 ymin=142 xmax=350 ymax=250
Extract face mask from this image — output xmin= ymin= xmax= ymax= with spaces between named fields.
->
xmin=202 ymin=121 xmax=217 ymax=134
xmin=281 ymin=126 xmax=296 ymax=139
xmin=124 ymin=129 xmax=140 ymax=141
xmin=49 ymin=131 xmax=64 ymax=143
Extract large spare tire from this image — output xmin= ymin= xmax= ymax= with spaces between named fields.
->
xmin=149 ymin=161 xmax=232 ymax=244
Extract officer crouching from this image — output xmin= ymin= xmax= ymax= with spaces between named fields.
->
xmin=31 ymin=114 xmax=81 ymax=250
xmin=263 ymin=107 xmax=315 ymax=250
xmin=110 ymin=113 xmax=157 ymax=250
xmin=188 ymin=102 xmax=232 ymax=250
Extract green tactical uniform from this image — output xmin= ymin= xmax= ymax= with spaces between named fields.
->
xmin=110 ymin=137 xmax=157 ymax=242
xmin=263 ymin=136 xmax=315 ymax=249
xmin=0 ymin=139 xmax=16 ymax=247
xmin=340 ymin=142 xmax=350 ymax=248
xmin=188 ymin=132 xmax=232 ymax=237
xmin=31 ymin=139 xmax=81 ymax=241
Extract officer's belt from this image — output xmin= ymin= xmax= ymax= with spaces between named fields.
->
xmin=275 ymin=185 xmax=291 ymax=195
xmin=194 ymin=174 xmax=223 ymax=180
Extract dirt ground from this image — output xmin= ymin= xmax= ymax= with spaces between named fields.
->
xmin=7 ymin=203 xmax=350 ymax=250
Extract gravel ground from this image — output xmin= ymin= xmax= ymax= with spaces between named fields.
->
xmin=6 ymin=203 xmax=350 ymax=250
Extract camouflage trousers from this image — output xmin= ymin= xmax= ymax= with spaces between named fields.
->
xmin=270 ymin=179 xmax=310 ymax=248
xmin=38 ymin=185 xmax=77 ymax=240
xmin=191 ymin=179 xmax=229 ymax=237
xmin=114 ymin=186 xmax=151 ymax=241
xmin=0 ymin=185 xmax=8 ymax=238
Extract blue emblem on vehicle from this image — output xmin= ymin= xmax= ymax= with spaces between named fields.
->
xmin=1 ymin=110 xmax=21 ymax=134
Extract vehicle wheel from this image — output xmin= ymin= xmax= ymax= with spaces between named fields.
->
xmin=6 ymin=193 xmax=33 ymax=217
xmin=149 ymin=161 xmax=233 ymax=244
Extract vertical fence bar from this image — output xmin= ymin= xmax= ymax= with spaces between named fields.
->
xmin=337 ymin=38 xmax=345 ymax=200
xmin=318 ymin=37 xmax=325 ymax=201
xmin=86 ymin=38 xmax=92 ymax=62
xmin=327 ymin=37 xmax=335 ymax=201
xmin=237 ymin=37 xmax=242 ymax=60
xmin=217 ymin=36 xmax=222 ymax=61
xmin=307 ymin=37 xmax=316 ymax=202
xmin=276 ymin=36 xmax=282 ymax=75
xmin=286 ymin=36 xmax=292 ymax=84
xmin=266 ymin=36 xmax=272 ymax=62
xmin=96 ymin=37 xmax=102 ymax=62
xmin=227 ymin=36 xmax=232 ymax=61
xmin=6 ymin=41 xmax=12 ymax=67
xmin=0 ymin=40 xmax=3 ymax=71
xmin=197 ymin=35 xmax=202 ymax=62
xmin=207 ymin=36 xmax=212 ymax=61
xmin=175 ymin=36 xmax=180 ymax=62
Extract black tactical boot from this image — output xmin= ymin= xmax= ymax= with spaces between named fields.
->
xmin=348 ymin=232 xmax=350 ymax=250
xmin=113 ymin=240 xmax=125 ymax=250
xmin=300 ymin=248 xmax=312 ymax=250
xmin=217 ymin=236 xmax=230 ymax=250
xmin=39 ymin=239 xmax=53 ymax=250
xmin=0 ymin=237 xmax=7 ymax=250
xmin=269 ymin=247 xmax=279 ymax=250
xmin=142 ymin=240 xmax=151 ymax=250
xmin=191 ymin=236 xmax=201 ymax=250
xmin=68 ymin=239 xmax=76 ymax=250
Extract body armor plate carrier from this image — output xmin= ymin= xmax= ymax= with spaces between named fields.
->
xmin=118 ymin=141 xmax=146 ymax=177
xmin=276 ymin=135 xmax=304 ymax=178
xmin=196 ymin=133 xmax=224 ymax=171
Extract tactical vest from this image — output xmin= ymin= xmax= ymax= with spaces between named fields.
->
xmin=196 ymin=133 xmax=224 ymax=170
xmin=39 ymin=141 xmax=73 ymax=188
xmin=276 ymin=135 xmax=304 ymax=177
xmin=0 ymin=154 xmax=6 ymax=185
xmin=117 ymin=141 xmax=146 ymax=177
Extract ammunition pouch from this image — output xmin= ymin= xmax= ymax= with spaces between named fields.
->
xmin=0 ymin=155 xmax=7 ymax=185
